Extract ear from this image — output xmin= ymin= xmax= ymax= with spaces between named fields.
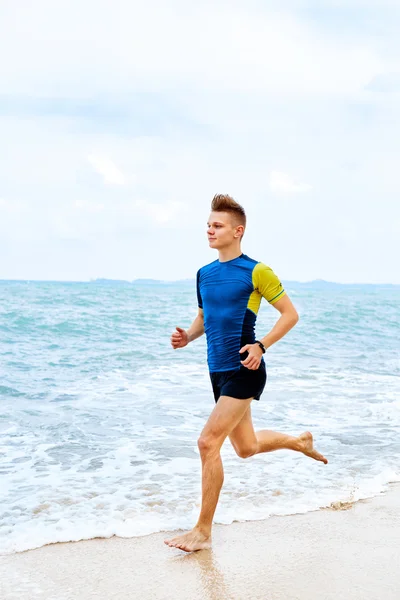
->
xmin=235 ymin=225 xmax=244 ymax=238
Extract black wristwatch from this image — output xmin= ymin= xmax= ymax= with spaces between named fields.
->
xmin=255 ymin=340 xmax=266 ymax=354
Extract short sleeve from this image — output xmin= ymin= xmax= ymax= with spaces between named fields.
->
xmin=196 ymin=269 xmax=203 ymax=308
xmin=253 ymin=262 xmax=286 ymax=305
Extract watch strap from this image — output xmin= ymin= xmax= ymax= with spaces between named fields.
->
xmin=255 ymin=340 xmax=266 ymax=354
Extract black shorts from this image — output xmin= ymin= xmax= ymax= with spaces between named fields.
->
xmin=210 ymin=361 xmax=267 ymax=403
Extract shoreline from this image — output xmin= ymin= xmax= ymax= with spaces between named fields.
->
xmin=1 ymin=484 xmax=399 ymax=600
xmin=2 ymin=481 xmax=398 ymax=557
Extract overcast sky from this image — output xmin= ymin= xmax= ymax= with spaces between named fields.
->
xmin=1 ymin=0 xmax=399 ymax=283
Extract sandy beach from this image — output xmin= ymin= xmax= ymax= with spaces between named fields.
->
xmin=1 ymin=485 xmax=399 ymax=600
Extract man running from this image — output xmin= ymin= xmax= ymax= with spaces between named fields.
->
xmin=164 ymin=194 xmax=327 ymax=553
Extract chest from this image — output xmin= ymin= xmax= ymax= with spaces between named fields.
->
xmin=200 ymin=267 xmax=254 ymax=309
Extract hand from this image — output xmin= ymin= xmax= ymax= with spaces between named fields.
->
xmin=171 ymin=326 xmax=189 ymax=349
xmin=239 ymin=343 xmax=263 ymax=370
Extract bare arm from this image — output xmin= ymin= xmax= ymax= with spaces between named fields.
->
xmin=260 ymin=294 xmax=299 ymax=350
xmin=171 ymin=308 xmax=204 ymax=349
xmin=240 ymin=295 xmax=299 ymax=369
xmin=186 ymin=308 xmax=205 ymax=343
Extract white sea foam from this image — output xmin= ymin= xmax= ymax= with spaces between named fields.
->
xmin=1 ymin=282 xmax=399 ymax=554
xmin=2 ymin=456 xmax=399 ymax=555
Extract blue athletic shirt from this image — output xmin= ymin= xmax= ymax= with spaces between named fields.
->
xmin=196 ymin=254 xmax=286 ymax=373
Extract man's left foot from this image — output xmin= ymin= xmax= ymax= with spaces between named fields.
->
xmin=298 ymin=432 xmax=328 ymax=464
xmin=164 ymin=527 xmax=211 ymax=552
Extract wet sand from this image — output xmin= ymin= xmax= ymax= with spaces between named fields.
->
xmin=1 ymin=485 xmax=399 ymax=600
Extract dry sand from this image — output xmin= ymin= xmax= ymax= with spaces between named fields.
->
xmin=1 ymin=485 xmax=399 ymax=600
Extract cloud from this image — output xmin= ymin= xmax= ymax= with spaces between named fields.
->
xmin=0 ymin=2 xmax=381 ymax=99
xmin=268 ymin=171 xmax=312 ymax=194
xmin=365 ymin=72 xmax=400 ymax=93
xmin=75 ymin=200 xmax=104 ymax=213
xmin=0 ymin=198 xmax=26 ymax=214
xmin=136 ymin=200 xmax=185 ymax=224
xmin=87 ymin=155 xmax=126 ymax=185
xmin=0 ymin=1 xmax=399 ymax=282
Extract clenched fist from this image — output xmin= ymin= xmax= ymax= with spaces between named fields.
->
xmin=171 ymin=326 xmax=189 ymax=349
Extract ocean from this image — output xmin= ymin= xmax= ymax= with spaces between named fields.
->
xmin=1 ymin=279 xmax=399 ymax=555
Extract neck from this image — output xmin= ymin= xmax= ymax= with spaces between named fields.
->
xmin=218 ymin=245 xmax=242 ymax=263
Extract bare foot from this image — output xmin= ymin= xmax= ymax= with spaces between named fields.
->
xmin=164 ymin=527 xmax=211 ymax=552
xmin=298 ymin=432 xmax=328 ymax=464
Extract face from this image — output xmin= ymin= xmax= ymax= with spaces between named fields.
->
xmin=207 ymin=211 xmax=243 ymax=249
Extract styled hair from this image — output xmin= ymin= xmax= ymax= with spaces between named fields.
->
xmin=211 ymin=194 xmax=246 ymax=230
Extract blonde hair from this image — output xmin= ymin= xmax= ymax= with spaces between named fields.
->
xmin=211 ymin=194 xmax=246 ymax=230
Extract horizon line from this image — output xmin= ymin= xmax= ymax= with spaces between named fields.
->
xmin=0 ymin=277 xmax=399 ymax=287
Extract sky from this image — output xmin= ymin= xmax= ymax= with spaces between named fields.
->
xmin=0 ymin=0 xmax=399 ymax=283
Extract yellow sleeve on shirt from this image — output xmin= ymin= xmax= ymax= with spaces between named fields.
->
xmin=252 ymin=262 xmax=286 ymax=305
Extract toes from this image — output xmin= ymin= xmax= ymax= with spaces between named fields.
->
xmin=165 ymin=537 xmax=187 ymax=549
xmin=316 ymin=453 xmax=328 ymax=464
xmin=167 ymin=542 xmax=189 ymax=552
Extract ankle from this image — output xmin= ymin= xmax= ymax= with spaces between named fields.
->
xmin=293 ymin=436 xmax=304 ymax=452
xmin=194 ymin=524 xmax=211 ymax=538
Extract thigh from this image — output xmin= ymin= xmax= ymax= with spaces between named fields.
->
xmin=219 ymin=363 xmax=266 ymax=402
xmin=200 ymin=395 xmax=253 ymax=447
xmin=228 ymin=405 xmax=257 ymax=454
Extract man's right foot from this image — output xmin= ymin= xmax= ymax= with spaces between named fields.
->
xmin=164 ymin=527 xmax=211 ymax=552
xmin=298 ymin=432 xmax=328 ymax=464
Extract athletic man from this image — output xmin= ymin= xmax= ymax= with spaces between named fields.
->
xmin=164 ymin=194 xmax=327 ymax=553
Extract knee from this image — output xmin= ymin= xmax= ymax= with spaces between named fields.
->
xmin=197 ymin=435 xmax=219 ymax=457
xmin=234 ymin=444 xmax=257 ymax=459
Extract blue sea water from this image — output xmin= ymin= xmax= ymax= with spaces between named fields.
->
xmin=0 ymin=280 xmax=399 ymax=554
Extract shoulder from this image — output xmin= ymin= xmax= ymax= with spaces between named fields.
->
xmin=236 ymin=254 xmax=259 ymax=274
xmin=252 ymin=261 xmax=274 ymax=276
xmin=239 ymin=254 xmax=258 ymax=266
xmin=197 ymin=259 xmax=219 ymax=277
xmin=252 ymin=261 xmax=282 ymax=286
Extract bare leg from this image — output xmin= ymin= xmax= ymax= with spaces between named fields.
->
xmin=164 ymin=448 xmax=223 ymax=552
xmin=195 ymin=446 xmax=224 ymax=534
xmin=255 ymin=429 xmax=328 ymax=463
xmin=229 ymin=407 xmax=328 ymax=464
xmin=164 ymin=396 xmax=252 ymax=552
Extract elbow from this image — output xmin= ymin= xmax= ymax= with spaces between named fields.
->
xmin=282 ymin=310 xmax=298 ymax=327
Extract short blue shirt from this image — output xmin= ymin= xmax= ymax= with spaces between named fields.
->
xmin=197 ymin=254 xmax=285 ymax=372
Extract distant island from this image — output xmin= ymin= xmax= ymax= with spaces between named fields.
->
xmin=90 ymin=278 xmax=132 ymax=285
xmin=132 ymin=278 xmax=194 ymax=286
xmin=86 ymin=278 xmax=399 ymax=288
xmin=89 ymin=278 xmax=194 ymax=285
